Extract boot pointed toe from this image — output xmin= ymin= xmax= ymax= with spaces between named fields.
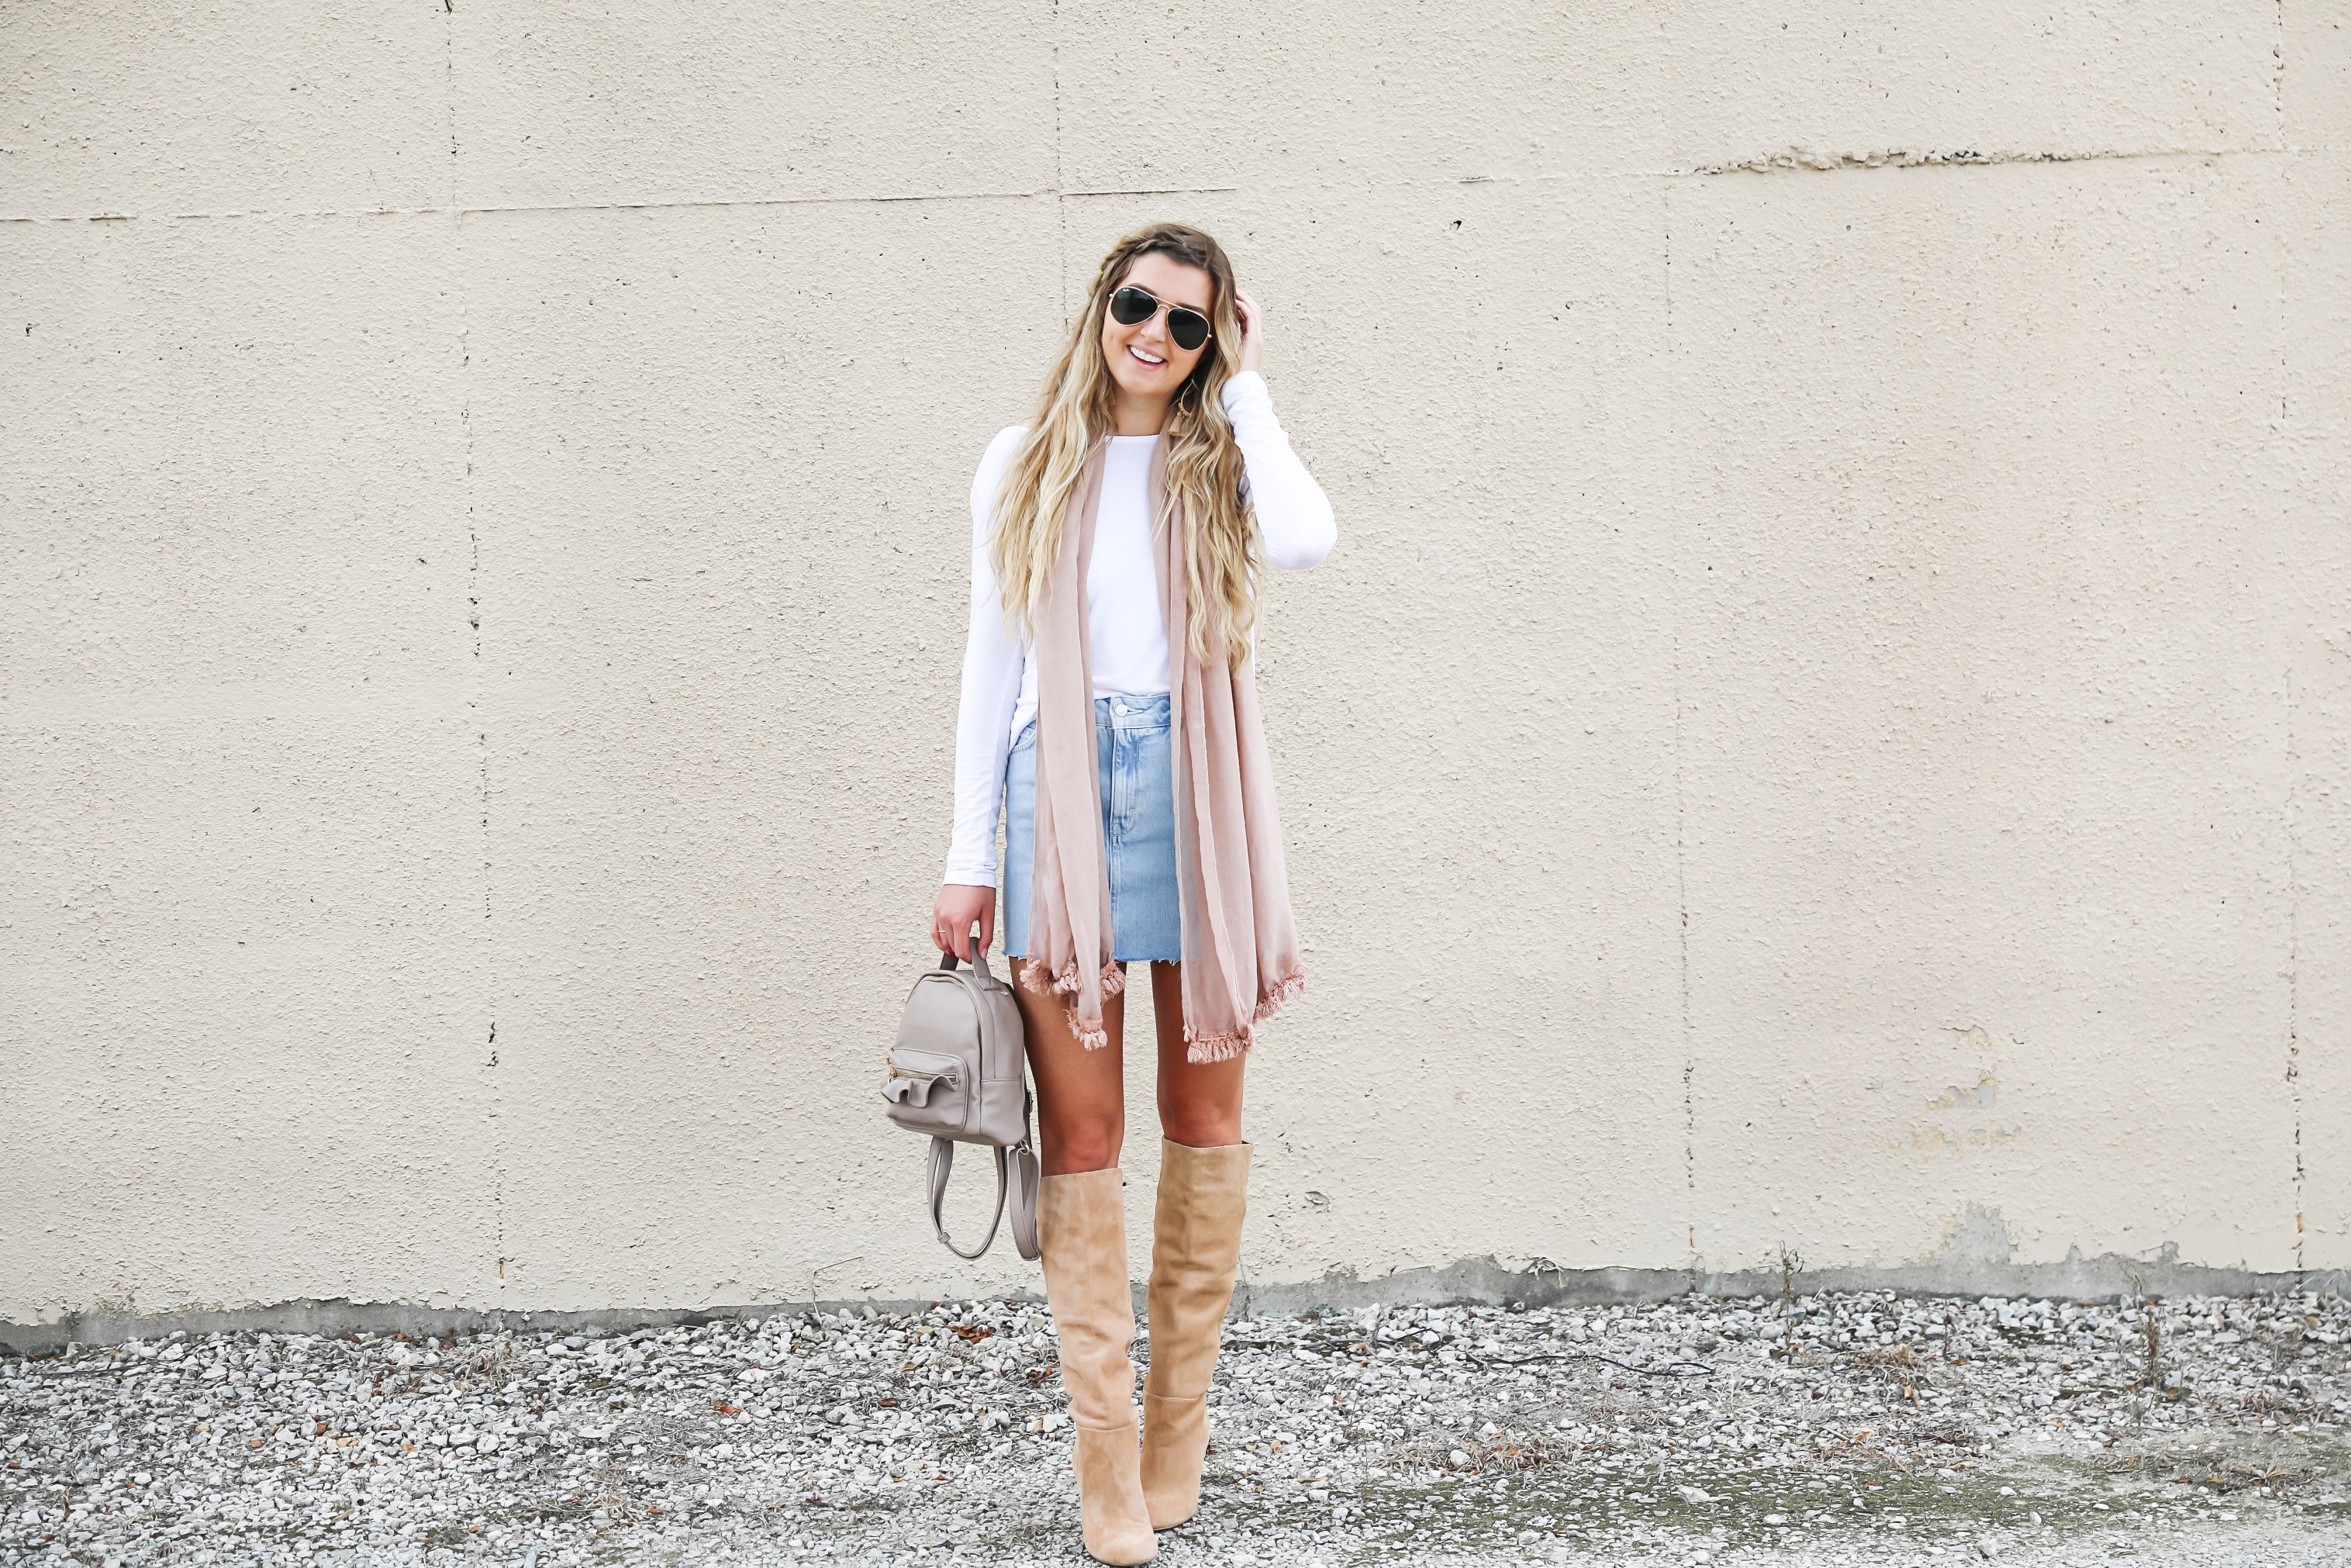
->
xmin=1074 ymin=1422 xmax=1158 ymax=1563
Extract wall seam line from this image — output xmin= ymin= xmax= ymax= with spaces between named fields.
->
xmin=2277 ymin=0 xmax=2300 ymax=1266
xmin=1051 ymin=0 xmax=1066 ymax=315
xmin=6 ymin=142 xmax=2318 ymax=230
xmin=2287 ymin=671 xmax=2302 ymax=1269
xmin=444 ymin=0 xmax=505 ymax=1305
xmin=1665 ymin=170 xmax=1697 ymax=1281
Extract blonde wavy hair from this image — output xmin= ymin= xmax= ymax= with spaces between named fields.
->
xmin=987 ymin=223 xmax=1258 ymax=667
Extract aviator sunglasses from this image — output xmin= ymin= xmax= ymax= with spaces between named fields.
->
xmin=1108 ymin=285 xmax=1213 ymax=352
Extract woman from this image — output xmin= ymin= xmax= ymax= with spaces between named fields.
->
xmin=930 ymin=223 xmax=1334 ymax=1564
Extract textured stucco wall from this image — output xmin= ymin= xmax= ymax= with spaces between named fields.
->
xmin=5 ymin=2 xmax=2348 ymax=1342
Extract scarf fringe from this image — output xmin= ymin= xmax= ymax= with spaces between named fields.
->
xmin=1018 ymin=955 xmax=1126 ymax=1052
xmin=1019 ymin=955 xmax=1125 ymax=996
xmin=1182 ymin=1026 xmax=1251 ymax=1065
xmin=1182 ymin=965 xmax=1307 ymax=1064
xmin=1253 ymin=965 xmax=1307 ymax=1022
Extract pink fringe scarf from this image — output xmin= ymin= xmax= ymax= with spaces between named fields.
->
xmin=1020 ymin=440 xmax=1307 ymax=1062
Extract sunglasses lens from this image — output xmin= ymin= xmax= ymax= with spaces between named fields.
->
xmin=1110 ymin=286 xmax=1212 ymax=351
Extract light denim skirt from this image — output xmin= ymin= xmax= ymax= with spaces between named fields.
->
xmin=1001 ymin=693 xmax=1182 ymax=963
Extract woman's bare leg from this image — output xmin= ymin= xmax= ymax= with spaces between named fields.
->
xmin=1021 ymin=965 xmax=1130 ymax=1175
xmin=1150 ymin=962 xmax=1246 ymax=1145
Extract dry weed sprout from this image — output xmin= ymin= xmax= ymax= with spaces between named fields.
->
xmin=1774 ymin=1247 xmax=1805 ymax=1359
xmin=2122 ymin=1267 xmax=2167 ymax=1399
xmin=1852 ymin=1342 xmax=1925 ymax=1404
xmin=465 ymin=1336 xmax=518 ymax=1389
xmin=1386 ymin=1429 xmax=1556 ymax=1477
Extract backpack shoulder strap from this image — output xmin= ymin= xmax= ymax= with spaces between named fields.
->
xmin=927 ymin=1135 xmax=1010 ymax=1261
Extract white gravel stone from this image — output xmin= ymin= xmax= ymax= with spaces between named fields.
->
xmin=2 ymin=1291 xmax=2347 ymax=1564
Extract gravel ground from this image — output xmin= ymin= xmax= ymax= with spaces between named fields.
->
xmin=5 ymin=1289 xmax=2348 ymax=1566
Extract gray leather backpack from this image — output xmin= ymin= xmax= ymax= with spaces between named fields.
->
xmin=883 ymin=944 xmax=1040 ymax=1261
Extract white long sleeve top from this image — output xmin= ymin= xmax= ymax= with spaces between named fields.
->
xmin=944 ymin=370 xmax=1335 ymax=886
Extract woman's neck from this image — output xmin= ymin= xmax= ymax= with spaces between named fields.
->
xmin=1110 ymin=389 xmax=1171 ymax=437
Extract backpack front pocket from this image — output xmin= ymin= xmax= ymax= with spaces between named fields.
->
xmin=883 ymin=1048 xmax=970 ymax=1136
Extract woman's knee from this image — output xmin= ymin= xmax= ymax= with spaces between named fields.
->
xmin=1158 ymin=1050 xmax=1245 ymax=1148
xmin=1158 ymin=1103 xmax=1242 ymax=1148
xmin=1041 ymin=1111 xmax=1124 ymax=1174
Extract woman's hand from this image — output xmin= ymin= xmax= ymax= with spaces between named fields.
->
xmin=1234 ymin=288 xmax=1263 ymax=375
xmin=932 ymin=882 xmax=996 ymax=962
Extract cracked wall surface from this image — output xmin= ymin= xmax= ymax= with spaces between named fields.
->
xmin=2 ymin=2 xmax=2348 ymax=1335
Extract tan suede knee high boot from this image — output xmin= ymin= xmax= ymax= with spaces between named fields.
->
xmin=1036 ymin=1168 xmax=1157 ymax=1565
xmin=1139 ymin=1138 xmax=1251 ymax=1530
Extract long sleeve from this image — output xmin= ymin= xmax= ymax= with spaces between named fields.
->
xmin=944 ymin=427 xmax=1031 ymax=886
xmin=1221 ymin=370 xmax=1336 ymax=571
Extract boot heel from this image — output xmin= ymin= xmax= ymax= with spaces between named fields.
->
xmin=1140 ymin=1393 xmax=1210 ymax=1528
